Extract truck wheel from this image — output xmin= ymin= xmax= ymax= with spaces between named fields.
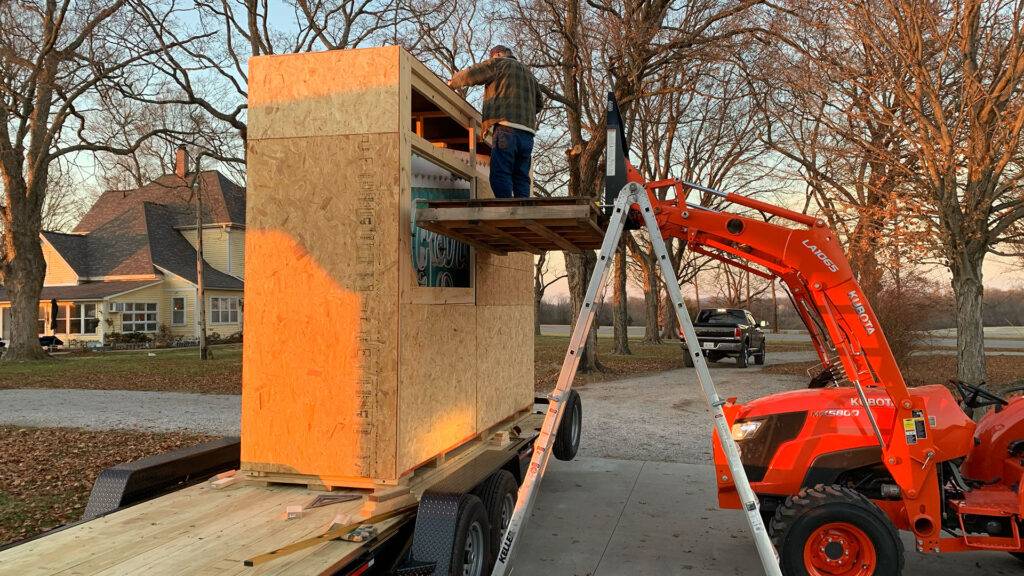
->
xmin=754 ymin=342 xmax=766 ymax=366
xmin=736 ymin=344 xmax=748 ymax=368
xmin=771 ymin=485 xmax=904 ymax=576
xmin=473 ymin=470 xmax=518 ymax=564
xmin=450 ymin=495 xmax=492 ymax=576
xmin=553 ymin=389 xmax=582 ymax=461
xmin=684 ymin=349 xmax=695 ymax=367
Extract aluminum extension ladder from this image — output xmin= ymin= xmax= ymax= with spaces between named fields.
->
xmin=491 ymin=182 xmax=783 ymax=576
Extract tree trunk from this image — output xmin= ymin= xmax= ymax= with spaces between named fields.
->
xmin=2 ymin=202 xmax=47 ymax=361
xmin=642 ymin=256 xmax=662 ymax=343
xmin=660 ymin=289 xmax=678 ymax=340
xmin=534 ymin=291 xmax=542 ymax=336
xmin=951 ymin=251 xmax=986 ymax=385
xmin=566 ymin=250 xmax=600 ymax=372
xmin=612 ymin=238 xmax=631 ymax=354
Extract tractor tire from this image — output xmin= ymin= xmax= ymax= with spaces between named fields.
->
xmin=684 ymin=349 xmax=695 ymax=367
xmin=754 ymin=342 xmax=766 ymax=366
xmin=771 ymin=484 xmax=904 ymax=576
xmin=553 ymin=389 xmax=582 ymax=461
xmin=449 ymin=495 xmax=492 ymax=576
xmin=473 ymin=470 xmax=518 ymax=565
xmin=736 ymin=344 xmax=749 ymax=368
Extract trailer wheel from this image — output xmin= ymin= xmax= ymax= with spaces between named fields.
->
xmin=553 ymin=390 xmax=582 ymax=461
xmin=473 ymin=470 xmax=518 ymax=564
xmin=736 ymin=343 xmax=749 ymax=368
xmin=771 ymin=484 xmax=904 ymax=576
xmin=450 ymin=495 xmax=491 ymax=576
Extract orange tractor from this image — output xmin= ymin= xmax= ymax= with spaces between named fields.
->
xmin=608 ymin=125 xmax=1024 ymax=574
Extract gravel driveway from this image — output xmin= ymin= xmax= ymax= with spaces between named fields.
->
xmin=0 ymin=389 xmax=240 ymax=435
xmin=575 ymin=350 xmax=816 ymax=464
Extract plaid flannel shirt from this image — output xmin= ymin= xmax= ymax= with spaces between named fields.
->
xmin=449 ymin=56 xmax=543 ymax=136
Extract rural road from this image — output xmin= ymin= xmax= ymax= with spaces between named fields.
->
xmin=541 ymin=324 xmax=1024 ymax=351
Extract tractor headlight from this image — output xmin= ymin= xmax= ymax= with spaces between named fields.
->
xmin=731 ymin=419 xmax=765 ymax=441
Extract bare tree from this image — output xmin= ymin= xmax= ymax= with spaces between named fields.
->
xmin=533 ymin=252 xmax=566 ymax=336
xmin=0 ymin=1 xmax=201 ymax=359
xmin=767 ymin=0 xmax=1024 ymax=385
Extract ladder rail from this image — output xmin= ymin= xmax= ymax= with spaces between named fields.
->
xmin=490 ymin=183 xmax=782 ymax=576
xmin=490 ymin=187 xmax=632 ymax=575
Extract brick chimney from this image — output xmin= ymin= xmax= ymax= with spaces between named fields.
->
xmin=175 ymin=145 xmax=188 ymax=178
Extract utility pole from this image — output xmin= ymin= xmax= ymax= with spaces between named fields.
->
xmin=188 ymin=149 xmax=210 ymax=360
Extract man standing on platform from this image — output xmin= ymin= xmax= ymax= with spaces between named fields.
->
xmin=449 ymin=45 xmax=543 ymax=199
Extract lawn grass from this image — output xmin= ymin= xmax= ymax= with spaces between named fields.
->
xmin=0 ymin=345 xmax=242 ymax=394
xmin=0 ymin=338 xmax=815 ymax=395
xmin=0 ymin=427 xmax=212 ymax=547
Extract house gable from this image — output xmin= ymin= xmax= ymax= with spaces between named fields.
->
xmin=40 ymin=234 xmax=81 ymax=286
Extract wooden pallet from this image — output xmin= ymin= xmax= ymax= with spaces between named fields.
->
xmin=240 ymin=409 xmax=538 ymax=492
xmin=414 ymin=197 xmax=607 ymax=254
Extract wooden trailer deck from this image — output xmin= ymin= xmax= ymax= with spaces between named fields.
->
xmin=414 ymin=197 xmax=607 ymax=254
xmin=0 ymin=411 xmax=543 ymax=575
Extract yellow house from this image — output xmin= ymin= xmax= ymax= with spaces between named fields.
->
xmin=0 ymin=152 xmax=245 ymax=346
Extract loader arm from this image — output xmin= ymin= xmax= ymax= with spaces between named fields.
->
xmin=613 ymin=163 xmax=946 ymax=546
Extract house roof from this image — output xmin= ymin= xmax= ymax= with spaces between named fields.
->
xmin=75 ymin=171 xmax=246 ymax=233
xmin=40 ymin=170 xmax=245 ymax=291
xmin=0 ymin=280 xmax=163 ymax=303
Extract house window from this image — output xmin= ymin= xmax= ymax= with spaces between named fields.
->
xmin=70 ymin=303 xmax=98 ymax=334
xmin=121 ymin=302 xmax=158 ymax=333
xmin=55 ymin=304 xmax=68 ymax=334
xmin=172 ymin=297 xmax=186 ymax=326
xmin=37 ymin=305 xmax=47 ymax=335
xmin=210 ymin=297 xmax=239 ymax=324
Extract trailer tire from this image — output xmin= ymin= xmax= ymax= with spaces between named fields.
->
xmin=771 ymin=484 xmax=904 ymax=576
xmin=450 ymin=495 xmax=492 ymax=576
xmin=473 ymin=470 xmax=518 ymax=565
xmin=553 ymin=390 xmax=582 ymax=461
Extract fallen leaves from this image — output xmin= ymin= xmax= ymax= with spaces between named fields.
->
xmin=0 ymin=426 xmax=212 ymax=547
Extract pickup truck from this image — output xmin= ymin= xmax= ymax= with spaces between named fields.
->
xmin=682 ymin=307 xmax=768 ymax=368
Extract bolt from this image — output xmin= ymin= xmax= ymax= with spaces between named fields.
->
xmin=888 ymin=457 xmax=896 ymax=464
xmin=902 ymin=400 xmax=912 ymax=409
xmin=907 ymin=489 xmax=917 ymax=498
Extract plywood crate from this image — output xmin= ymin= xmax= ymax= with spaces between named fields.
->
xmin=241 ymin=46 xmax=534 ymax=488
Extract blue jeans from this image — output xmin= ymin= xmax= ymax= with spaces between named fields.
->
xmin=489 ymin=124 xmax=534 ymax=198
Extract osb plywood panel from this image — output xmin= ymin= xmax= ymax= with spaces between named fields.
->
xmin=249 ymin=46 xmax=401 ymax=140
xmin=242 ymin=132 xmax=400 ymax=481
xmin=397 ymin=304 xmax=478 ymax=473
xmin=476 ymin=305 xmax=534 ymax=431
xmin=476 ymin=260 xmax=532 ymax=307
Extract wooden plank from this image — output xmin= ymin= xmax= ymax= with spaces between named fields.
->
xmin=522 ymin=219 xmax=582 ymax=252
xmin=473 ymin=220 xmax=544 ymax=253
xmin=415 ymin=221 xmax=506 ymax=255
xmin=416 ymin=203 xmax=593 ymax=223
xmin=406 ymin=131 xmax=475 ymax=180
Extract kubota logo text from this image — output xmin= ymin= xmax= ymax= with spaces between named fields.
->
xmin=848 ymin=290 xmax=876 ymax=335
xmin=802 ymin=239 xmax=839 ymax=272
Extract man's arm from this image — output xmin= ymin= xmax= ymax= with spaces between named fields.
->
xmin=449 ymin=59 xmax=498 ymax=89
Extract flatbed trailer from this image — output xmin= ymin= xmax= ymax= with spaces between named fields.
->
xmin=0 ymin=400 xmax=582 ymax=576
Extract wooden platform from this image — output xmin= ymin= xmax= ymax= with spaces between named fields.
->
xmin=414 ymin=197 xmax=607 ymax=254
xmin=0 ymin=412 xmax=542 ymax=575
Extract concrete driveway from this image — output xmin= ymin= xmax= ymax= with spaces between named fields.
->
xmin=516 ymin=457 xmax=1020 ymax=575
